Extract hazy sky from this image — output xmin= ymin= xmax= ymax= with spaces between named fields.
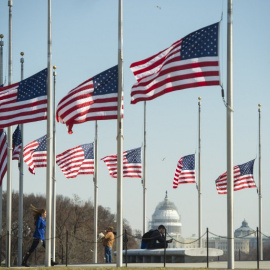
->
xmin=0 ymin=0 xmax=270 ymax=238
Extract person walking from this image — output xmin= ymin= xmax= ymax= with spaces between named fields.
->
xmin=102 ymin=226 xmax=115 ymax=263
xmin=22 ymin=204 xmax=58 ymax=267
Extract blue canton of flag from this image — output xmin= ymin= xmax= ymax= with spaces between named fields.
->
xmin=13 ymin=125 xmax=22 ymax=146
xmin=125 ymin=147 xmax=141 ymax=164
xmin=17 ymin=69 xmax=47 ymax=101
xmin=93 ymin=65 xmax=118 ymax=96
xmin=239 ymin=159 xmax=254 ymax=175
xmin=35 ymin=135 xmax=47 ymax=152
xmin=182 ymin=154 xmax=195 ymax=170
xmin=12 ymin=125 xmax=22 ymax=161
xmin=181 ymin=23 xmax=218 ymax=60
xmin=81 ymin=143 xmax=94 ymax=159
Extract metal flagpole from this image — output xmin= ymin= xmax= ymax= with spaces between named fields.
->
xmin=0 ymin=33 xmax=4 ymax=265
xmin=198 ymin=97 xmax=202 ymax=248
xmin=18 ymin=51 xmax=24 ymax=266
xmin=227 ymin=0 xmax=234 ymax=268
xmin=93 ymin=120 xmax=98 ymax=263
xmin=51 ymin=65 xmax=57 ymax=262
xmin=116 ymin=0 xmax=124 ymax=266
xmin=7 ymin=0 xmax=13 ymax=267
xmin=258 ymin=104 xmax=262 ymax=260
xmin=45 ymin=0 xmax=53 ymax=266
xmin=143 ymin=101 xmax=146 ymax=234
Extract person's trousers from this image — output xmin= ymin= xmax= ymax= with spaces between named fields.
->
xmin=105 ymin=246 xmax=112 ymax=263
xmin=28 ymin=238 xmax=45 ymax=254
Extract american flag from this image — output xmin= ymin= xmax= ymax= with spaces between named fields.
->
xmin=0 ymin=129 xmax=7 ymax=186
xmin=215 ymin=159 xmax=256 ymax=194
xmin=12 ymin=125 xmax=22 ymax=161
xmin=0 ymin=69 xmax=47 ymax=129
xmin=130 ymin=23 xmax=220 ymax=104
xmin=23 ymin=135 xmax=47 ymax=174
xmin=173 ymin=154 xmax=196 ymax=189
xmin=56 ymin=143 xmax=94 ymax=179
xmin=56 ymin=65 xmax=120 ymax=134
xmin=101 ymin=147 xmax=142 ymax=178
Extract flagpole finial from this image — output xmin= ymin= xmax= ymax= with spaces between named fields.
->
xmin=20 ymin=52 xmax=24 ymax=56
xmin=198 ymin=97 xmax=202 ymax=101
xmin=53 ymin=66 xmax=57 ymax=77
xmin=258 ymin=104 xmax=261 ymax=107
xmin=0 ymin=34 xmax=3 ymax=39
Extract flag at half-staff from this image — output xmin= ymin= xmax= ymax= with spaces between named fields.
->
xmin=56 ymin=142 xmax=94 ymax=179
xmin=0 ymin=129 xmax=7 ymax=186
xmin=12 ymin=125 xmax=22 ymax=161
xmin=130 ymin=23 xmax=220 ymax=104
xmin=56 ymin=65 xmax=120 ymax=134
xmin=0 ymin=69 xmax=47 ymax=128
xmin=101 ymin=147 xmax=142 ymax=178
xmin=215 ymin=159 xmax=256 ymax=194
xmin=23 ymin=135 xmax=47 ymax=174
xmin=173 ymin=154 xmax=196 ymax=189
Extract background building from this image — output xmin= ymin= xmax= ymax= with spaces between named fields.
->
xmin=149 ymin=192 xmax=182 ymax=248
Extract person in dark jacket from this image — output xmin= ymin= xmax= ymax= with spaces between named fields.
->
xmin=146 ymin=224 xmax=172 ymax=249
xmin=22 ymin=205 xmax=58 ymax=267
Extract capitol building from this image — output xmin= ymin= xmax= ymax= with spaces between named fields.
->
xmin=148 ymin=193 xmax=270 ymax=253
xmin=149 ymin=192 xmax=182 ymax=248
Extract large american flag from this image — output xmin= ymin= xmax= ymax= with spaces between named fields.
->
xmin=23 ymin=135 xmax=47 ymax=174
xmin=130 ymin=23 xmax=220 ymax=104
xmin=56 ymin=143 xmax=94 ymax=179
xmin=0 ymin=129 xmax=7 ymax=186
xmin=12 ymin=125 xmax=22 ymax=161
xmin=215 ymin=159 xmax=256 ymax=194
xmin=101 ymin=147 xmax=142 ymax=178
xmin=56 ymin=65 xmax=120 ymax=134
xmin=173 ymin=154 xmax=196 ymax=189
xmin=0 ymin=69 xmax=47 ymax=128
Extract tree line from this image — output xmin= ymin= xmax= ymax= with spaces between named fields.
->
xmin=1 ymin=192 xmax=139 ymax=266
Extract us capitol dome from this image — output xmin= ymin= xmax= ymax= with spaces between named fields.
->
xmin=149 ymin=191 xmax=182 ymax=248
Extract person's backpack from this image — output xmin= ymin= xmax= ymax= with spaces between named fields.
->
xmin=142 ymin=229 xmax=155 ymax=243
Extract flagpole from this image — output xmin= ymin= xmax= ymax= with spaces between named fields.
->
xmin=143 ymin=101 xmax=146 ymax=234
xmin=18 ymin=51 xmax=24 ymax=266
xmin=0 ymin=33 xmax=4 ymax=265
xmin=116 ymin=0 xmax=124 ymax=266
xmin=198 ymin=97 xmax=202 ymax=248
xmin=258 ymin=103 xmax=262 ymax=260
xmin=93 ymin=120 xmax=98 ymax=263
xmin=7 ymin=0 xmax=13 ymax=267
xmin=0 ymin=34 xmax=3 ymax=84
xmin=51 ymin=65 xmax=57 ymax=263
xmin=45 ymin=0 xmax=53 ymax=266
xmin=227 ymin=0 xmax=234 ymax=268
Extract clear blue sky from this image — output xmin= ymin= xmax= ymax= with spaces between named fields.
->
xmin=0 ymin=0 xmax=270 ymax=238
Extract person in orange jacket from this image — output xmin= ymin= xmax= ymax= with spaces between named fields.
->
xmin=102 ymin=226 xmax=115 ymax=263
